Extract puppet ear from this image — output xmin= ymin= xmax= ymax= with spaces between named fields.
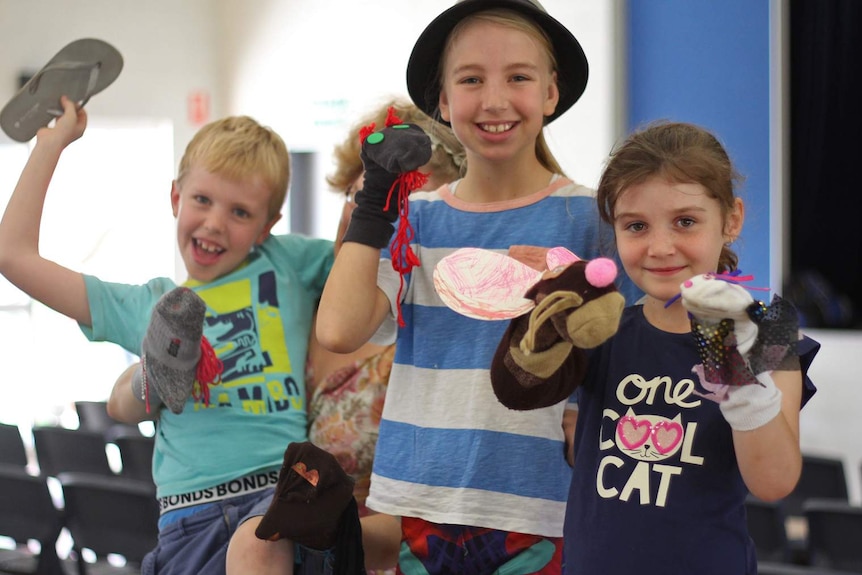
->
xmin=546 ymin=247 xmax=580 ymax=271
xmin=433 ymin=247 xmax=542 ymax=320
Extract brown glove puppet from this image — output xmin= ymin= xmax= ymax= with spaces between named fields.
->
xmin=490 ymin=257 xmax=625 ymax=410
xmin=255 ymin=441 xmax=366 ymax=575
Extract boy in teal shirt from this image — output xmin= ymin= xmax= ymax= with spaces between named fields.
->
xmin=0 ymin=97 xmax=333 ymax=574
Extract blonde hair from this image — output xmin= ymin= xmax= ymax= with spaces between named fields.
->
xmin=177 ymin=116 xmax=290 ymax=220
xmin=327 ymin=97 xmax=465 ymax=192
xmin=597 ymin=121 xmax=744 ymax=273
xmin=441 ymin=9 xmax=565 ymax=176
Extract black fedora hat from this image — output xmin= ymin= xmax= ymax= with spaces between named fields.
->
xmin=406 ymin=0 xmax=588 ymax=125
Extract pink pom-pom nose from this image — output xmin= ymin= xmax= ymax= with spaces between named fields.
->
xmin=585 ymin=258 xmax=618 ymax=288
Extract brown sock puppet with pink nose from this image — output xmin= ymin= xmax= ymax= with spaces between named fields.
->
xmin=490 ymin=257 xmax=625 ymax=410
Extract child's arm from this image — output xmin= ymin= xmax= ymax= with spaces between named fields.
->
xmin=0 ymin=97 xmax=91 ymax=326
xmin=360 ymin=513 xmax=402 ymax=571
xmin=316 ymin=242 xmax=393 ymax=353
xmin=317 ymin=123 xmax=432 ymax=353
xmin=680 ymin=275 xmax=805 ymax=500
xmin=108 ymin=362 xmax=155 ymax=423
xmin=732 ymin=368 xmax=802 ymax=501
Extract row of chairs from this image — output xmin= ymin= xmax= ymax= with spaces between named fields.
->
xmin=30 ymin=426 xmax=154 ymax=484
xmin=0 ymin=413 xmax=158 ymax=574
xmin=0 ymin=466 xmax=157 ymax=575
xmin=746 ymin=453 xmax=862 ymax=573
xmin=0 ymin=400 xmax=154 ymax=485
xmin=72 ymin=402 xmax=143 ymax=445
xmin=747 ymin=496 xmax=862 ymax=572
xmin=758 ymin=562 xmax=862 ymax=575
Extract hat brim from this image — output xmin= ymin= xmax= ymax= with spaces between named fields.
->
xmin=406 ymin=0 xmax=588 ymax=125
xmin=1 ymin=38 xmax=123 ymax=142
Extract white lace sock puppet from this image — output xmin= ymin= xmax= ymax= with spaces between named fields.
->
xmin=680 ymin=273 xmax=799 ymax=431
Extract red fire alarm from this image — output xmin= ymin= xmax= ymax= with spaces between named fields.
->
xmin=188 ymin=91 xmax=210 ymax=126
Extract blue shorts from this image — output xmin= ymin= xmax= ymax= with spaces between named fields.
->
xmin=142 ymin=487 xmax=333 ymax=575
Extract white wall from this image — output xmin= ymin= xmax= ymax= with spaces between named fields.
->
xmin=0 ymin=0 xmax=222 ymax=170
xmin=799 ymin=329 xmax=862 ymax=504
xmin=217 ymin=0 xmax=620 ymax=241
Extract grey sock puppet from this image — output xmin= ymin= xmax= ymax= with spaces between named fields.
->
xmin=130 ymin=287 xmax=207 ymax=414
xmin=341 ymin=121 xmax=432 ymax=249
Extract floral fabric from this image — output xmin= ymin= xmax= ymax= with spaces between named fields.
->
xmin=308 ymin=344 xmax=396 ymax=575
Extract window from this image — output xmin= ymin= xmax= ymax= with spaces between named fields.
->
xmin=0 ymin=119 xmax=175 ymax=427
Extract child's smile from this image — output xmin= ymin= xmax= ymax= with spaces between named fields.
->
xmin=172 ymin=166 xmax=277 ymax=283
xmin=439 ymin=19 xmax=558 ymax=166
xmin=613 ymin=176 xmax=739 ymax=307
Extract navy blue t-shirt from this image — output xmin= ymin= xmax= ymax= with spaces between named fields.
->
xmin=565 ymin=305 xmax=818 ymax=574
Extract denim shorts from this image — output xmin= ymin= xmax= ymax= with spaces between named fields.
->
xmin=141 ymin=487 xmax=333 ymax=575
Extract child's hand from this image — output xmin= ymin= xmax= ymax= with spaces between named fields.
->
xmin=36 ymin=95 xmax=87 ymax=148
xmin=680 ymin=273 xmax=789 ymax=431
xmin=139 ymin=287 xmax=222 ymax=414
xmin=680 ymin=273 xmax=757 ymax=355
xmin=342 ymin=123 xmax=432 ymax=249
xmin=717 ymin=371 xmax=783 ymax=431
xmin=490 ymin=258 xmax=624 ymax=411
xmin=523 ymin=258 xmax=623 ymax=350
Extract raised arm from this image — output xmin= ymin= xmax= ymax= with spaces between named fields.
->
xmin=680 ymin=275 xmax=807 ymax=500
xmin=317 ymin=121 xmax=432 ymax=353
xmin=316 ymin=243 xmax=392 ymax=353
xmin=0 ymin=97 xmax=91 ymax=326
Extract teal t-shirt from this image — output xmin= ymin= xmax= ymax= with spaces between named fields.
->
xmin=81 ymin=234 xmax=334 ymax=498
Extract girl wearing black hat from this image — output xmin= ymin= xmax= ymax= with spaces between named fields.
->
xmin=317 ymin=2 xmax=640 ymax=574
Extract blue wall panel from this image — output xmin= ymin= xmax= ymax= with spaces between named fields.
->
xmin=627 ymin=1 xmax=772 ymax=290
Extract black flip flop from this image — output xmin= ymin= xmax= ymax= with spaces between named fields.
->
xmin=0 ymin=38 xmax=123 ymax=143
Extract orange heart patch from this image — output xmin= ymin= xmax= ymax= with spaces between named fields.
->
xmin=292 ymin=462 xmax=320 ymax=487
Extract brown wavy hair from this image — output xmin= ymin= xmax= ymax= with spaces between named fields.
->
xmin=596 ymin=121 xmax=744 ymax=273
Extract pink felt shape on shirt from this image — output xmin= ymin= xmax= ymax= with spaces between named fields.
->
xmin=433 ymin=247 xmax=580 ymax=320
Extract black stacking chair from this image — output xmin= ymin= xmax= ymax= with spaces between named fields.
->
xmin=804 ymin=498 xmax=862 ymax=573
xmin=74 ymin=401 xmax=140 ymax=442
xmin=57 ymin=471 xmax=158 ymax=575
xmin=758 ymin=561 xmax=861 ymax=574
xmin=746 ymin=495 xmax=791 ymax=564
xmin=31 ymin=426 xmax=113 ymax=478
xmin=0 ymin=466 xmax=65 ymax=575
xmin=782 ymin=454 xmax=849 ymax=519
xmin=0 ymin=422 xmax=28 ymax=468
xmin=113 ymin=432 xmax=155 ymax=485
